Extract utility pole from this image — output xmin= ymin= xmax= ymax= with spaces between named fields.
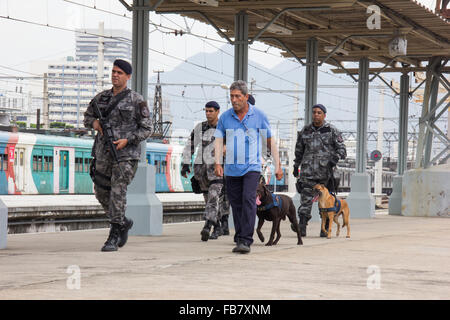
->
xmin=288 ymin=83 xmax=300 ymax=193
xmin=375 ymin=90 xmax=384 ymax=204
xmin=43 ymin=73 xmax=49 ymax=129
xmin=152 ymin=70 xmax=164 ymax=138
xmin=274 ymin=120 xmax=280 ymax=193
xmin=77 ymin=65 xmax=80 ymax=129
xmin=97 ymin=21 xmax=105 ymax=94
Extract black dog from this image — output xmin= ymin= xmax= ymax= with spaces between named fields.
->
xmin=255 ymin=177 xmax=303 ymax=246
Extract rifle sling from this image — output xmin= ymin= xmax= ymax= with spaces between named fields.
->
xmin=97 ymin=88 xmax=131 ymax=119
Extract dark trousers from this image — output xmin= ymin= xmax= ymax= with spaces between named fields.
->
xmin=225 ymin=171 xmax=260 ymax=246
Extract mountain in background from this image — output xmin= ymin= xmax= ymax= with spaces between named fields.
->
xmin=147 ymin=45 xmax=405 ymax=141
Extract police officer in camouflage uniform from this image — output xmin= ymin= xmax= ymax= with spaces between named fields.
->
xmin=84 ymin=59 xmax=152 ymax=252
xmin=293 ymin=104 xmax=346 ymax=237
xmin=181 ymin=101 xmax=230 ymax=242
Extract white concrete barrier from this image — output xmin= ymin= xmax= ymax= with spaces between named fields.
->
xmin=0 ymin=199 xmax=7 ymax=249
xmin=402 ymin=163 xmax=450 ymax=217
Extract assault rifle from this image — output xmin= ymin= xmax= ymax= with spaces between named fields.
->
xmin=92 ymin=99 xmax=125 ymax=178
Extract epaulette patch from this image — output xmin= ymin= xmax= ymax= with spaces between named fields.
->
xmin=139 ymin=101 xmax=150 ymax=117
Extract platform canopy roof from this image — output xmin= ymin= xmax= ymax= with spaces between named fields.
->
xmin=150 ymin=0 xmax=450 ymax=68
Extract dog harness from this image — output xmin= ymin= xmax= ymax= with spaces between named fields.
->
xmin=319 ymin=194 xmax=341 ymax=214
xmin=257 ymin=194 xmax=282 ymax=212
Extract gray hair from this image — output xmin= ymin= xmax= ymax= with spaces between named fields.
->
xmin=229 ymin=80 xmax=248 ymax=95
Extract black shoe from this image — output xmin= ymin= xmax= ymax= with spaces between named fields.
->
xmin=221 ymin=215 xmax=230 ymax=236
xmin=232 ymin=242 xmax=250 ymax=254
xmin=298 ymin=224 xmax=307 ymax=237
xmin=209 ymin=223 xmax=223 ymax=240
xmin=201 ymin=220 xmax=213 ymax=242
xmin=118 ymin=217 xmax=133 ymax=248
xmin=320 ymin=218 xmax=330 ymax=238
xmin=101 ymin=224 xmax=121 ymax=252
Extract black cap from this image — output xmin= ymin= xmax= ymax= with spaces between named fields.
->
xmin=205 ymin=101 xmax=220 ymax=110
xmin=248 ymin=94 xmax=255 ymax=105
xmin=312 ymin=103 xmax=327 ymax=113
xmin=113 ymin=59 xmax=132 ymax=75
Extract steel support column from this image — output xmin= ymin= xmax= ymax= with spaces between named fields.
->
xmin=415 ymin=58 xmax=450 ymax=167
xmin=131 ymin=1 xmax=149 ymax=100
xmin=423 ymin=75 xmax=439 ymax=167
xmin=234 ymin=11 xmax=248 ymax=82
xmin=126 ymin=0 xmax=163 ymax=236
xmin=389 ymin=72 xmax=409 ymax=215
xmin=356 ymin=57 xmax=369 ymax=173
xmin=346 ymin=57 xmax=375 ymax=219
xmin=398 ymin=73 xmax=410 ymax=175
xmin=304 ymin=38 xmax=318 ymax=125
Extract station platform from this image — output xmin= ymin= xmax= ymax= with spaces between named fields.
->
xmin=0 ymin=193 xmax=208 ymax=233
xmin=1 ymin=211 xmax=449 ymax=300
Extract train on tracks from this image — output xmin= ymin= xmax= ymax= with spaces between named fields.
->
xmin=0 ymin=131 xmax=392 ymax=195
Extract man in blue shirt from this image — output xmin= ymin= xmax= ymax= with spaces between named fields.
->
xmin=214 ymin=80 xmax=282 ymax=254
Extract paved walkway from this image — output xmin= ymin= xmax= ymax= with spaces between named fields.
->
xmin=1 ymin=212 xmax=449 ymax=300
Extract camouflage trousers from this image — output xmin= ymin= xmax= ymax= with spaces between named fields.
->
xmin=93 ymin=158 xmax=138 ymax=225
xmin=202 ymin=181 xmax=230 ymax=224
xmin=297 ymin=179 xmax=327 ymax=225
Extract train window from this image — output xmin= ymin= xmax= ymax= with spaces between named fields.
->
xmin=48 ymin=156 xmax=53 ymax=172
xmin=37 ymin=156 xmax=43 ymax=171
xmin=75 ymin=158 xmax=83 ymax=172
xmin=162 ymin=161 xmax=167 ymax=174
xmin=14 ymin=151 xmax=17 ymax=166
xmin=0 ymin=154 xmax=7 ymax=171
xmin=84 ymin=158 xmax=91 ymax=173
xmin=154 ymin=160 xmax=160 ymax=174
xmin=32 ymin=155 xmax=43 ymax=172
xmin=20 ymin=151 xmax=24 ymax=166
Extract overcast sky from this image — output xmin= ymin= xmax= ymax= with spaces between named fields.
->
xmin=0 ymin=0 xmax=437 ymax=75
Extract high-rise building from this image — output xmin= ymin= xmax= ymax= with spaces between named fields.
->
xmin=75 ymin=28 xmax=131 ymax=63
xmin=46 ymin=58 xmax=111 ymax=127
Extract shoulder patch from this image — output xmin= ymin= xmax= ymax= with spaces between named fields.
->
xmin=139 ymin=101 xmax=150 ymax=117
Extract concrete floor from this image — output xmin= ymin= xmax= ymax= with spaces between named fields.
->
xmin=0 ymin=212 xmax=449 ymax=300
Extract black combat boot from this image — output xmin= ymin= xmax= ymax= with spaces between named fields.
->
xmin=209 ymin=221 xmax=223 ymax=240
xmin=201 ymin=220 xmax=213 ymax=241
xmin=101 ymin=223 xmax=121 ymax=252
xmin=221 ymin=215 xmax=230 ymax=236
xmin=293 ymin=216 xmax=307 ymax=237
xmin=118 ymin=217 xmax=133 ymax=248
xmin=320 ymin=217 xmax=330 ymax=238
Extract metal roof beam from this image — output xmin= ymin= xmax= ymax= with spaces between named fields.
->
xmin=331 ymin=66 xmax=450 ymax=74
xmin=156 ymin=0 xmax=356 ymax=11
xmin=357 ymin=1 xmax=450 ymax=47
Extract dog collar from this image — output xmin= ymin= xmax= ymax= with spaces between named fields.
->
xmin=257 ymin=194 xmax=282 ymax=211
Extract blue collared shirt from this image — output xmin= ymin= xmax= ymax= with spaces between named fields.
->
xmin=214 ymin=104 xmax=272 ymax=177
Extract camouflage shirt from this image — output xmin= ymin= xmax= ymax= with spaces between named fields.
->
xmin=83 ymin=87 xmax=152 ymax=162
xmin=183 ymin=121 xmax=219 ymax=182
xmin=294 ymin=121 xmax=346 ymax=181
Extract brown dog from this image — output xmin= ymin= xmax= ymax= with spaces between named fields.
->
xmin=313 ymin=184 xmax=350 ymax=239
xmin=255 ymin=177 xmax=303 ymax=246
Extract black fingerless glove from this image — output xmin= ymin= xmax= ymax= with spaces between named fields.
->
xmin=181 ymin=164 xmax=190 ymax=176
xmin=293 ymin=165 xmax=299 ymax=178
